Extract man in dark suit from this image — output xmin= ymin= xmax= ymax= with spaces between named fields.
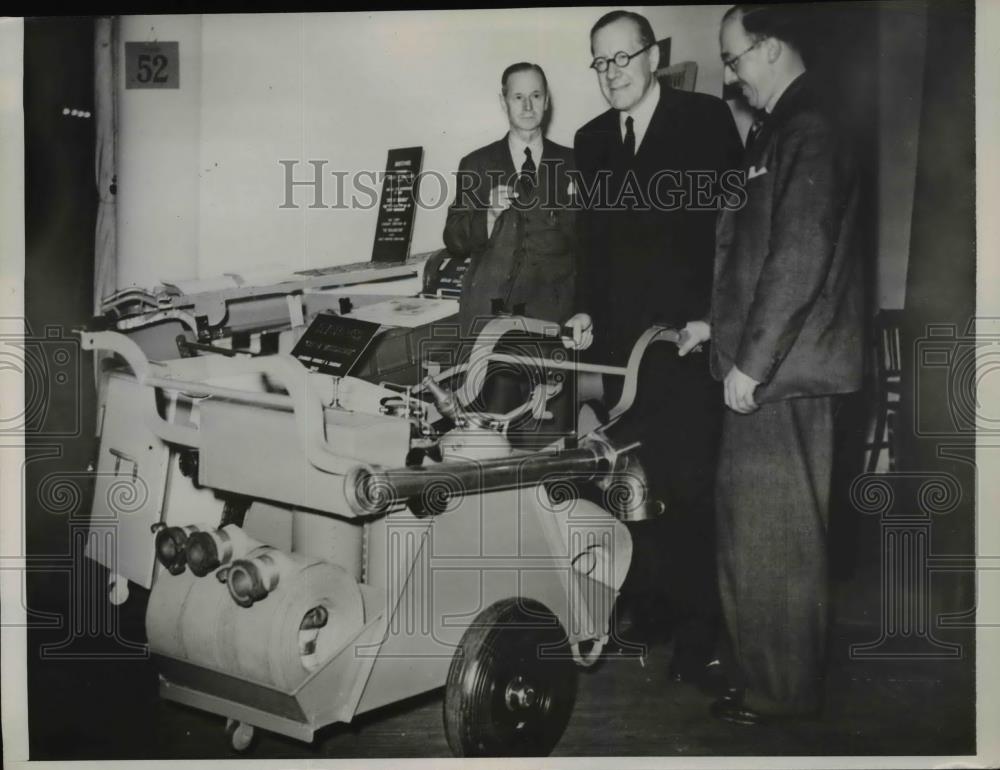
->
xmin=679 ymin=4 xmax=864 ymax=724
xmin=443 ymin=63 xmax=577 ymax=442
xmin=568 ymin=10 xmax=742 ymax=682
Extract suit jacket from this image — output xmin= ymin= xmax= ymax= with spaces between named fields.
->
xmin=711 ymin=74 xmax=864 ymax=402
xmin=574 ymin=83 xmax=743 ymax=365
xmin=443 ymin=136 xmax=577 ymax=337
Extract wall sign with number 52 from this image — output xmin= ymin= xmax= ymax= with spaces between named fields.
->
xmin=125 ymin=42 xmax=179 ymax=89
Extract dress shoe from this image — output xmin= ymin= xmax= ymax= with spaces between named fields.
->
xmin=710 ymin=696 xmax=767 ymax=726
xmin=669 ymin=656 xmax=731 ymax=697
xmin=710 ymin=694 xmax=819 ymax=727
xmin=718 ymin=684 xmax=742 ymax=703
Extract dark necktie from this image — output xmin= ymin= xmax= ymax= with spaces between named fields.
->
xmin=521 ymin=146 xmax=537 ymax=185
xmin=623 ymin=115 xmax=636 ymax=158
xmin=745 ymin=117 xmax=764 ymax=151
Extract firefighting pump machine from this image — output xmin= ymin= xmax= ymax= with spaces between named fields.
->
xmin=80 ymin=262 xmax=677 ymax=757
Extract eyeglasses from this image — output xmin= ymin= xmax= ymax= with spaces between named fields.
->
xmin=722 ymin=40 xmax=762 ymax=73
xmin=590 ymin=42 xmax=655 ymax=74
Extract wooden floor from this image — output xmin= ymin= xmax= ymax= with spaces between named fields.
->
xmin=26 ymin=549 xmax=975 ymax=760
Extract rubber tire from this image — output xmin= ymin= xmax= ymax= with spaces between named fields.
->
xmin=443 ymin=598 xmax=577 ymax=757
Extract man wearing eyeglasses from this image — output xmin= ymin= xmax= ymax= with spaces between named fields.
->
xmin=567 ymin=9 xmax=742 ymax=690
xmin=443 ymin=62 xmax=578 ymax=444
xmin=678 ymin=4 xmax=863 ymax=725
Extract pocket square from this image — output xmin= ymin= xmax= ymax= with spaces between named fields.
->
xmin=748 ymin=165 xmax=768 ymax=179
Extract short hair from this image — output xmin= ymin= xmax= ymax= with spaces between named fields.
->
xmin=501 ymin=62 xmax=548 ymax=97
xmin=590 ymin=10 xmax=656 ymax=53
xmin=723 ymin=4 xmax=807 ymax=55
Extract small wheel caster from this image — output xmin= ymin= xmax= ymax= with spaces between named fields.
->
xmin=108 ymin=574 xmax=129 ymax=606
xmin=225 ymin=718 xmax=255 ymax=752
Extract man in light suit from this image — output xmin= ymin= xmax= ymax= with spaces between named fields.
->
xmin=568 ymin=10 xmax=742 ymax=684
xmin=679 ymin=4 xmax=864 ymax=724
xmin=443 ymin=63 xmax=577 ymax=442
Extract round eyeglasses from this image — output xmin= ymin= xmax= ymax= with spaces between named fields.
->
xmin=590 ymin=41 xmax=655 ymax=74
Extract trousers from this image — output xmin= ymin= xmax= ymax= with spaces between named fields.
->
xmin=716 ymin=395 xmax=835 ymax=714
xmin=610 ymin=345 xmax=723 ymax=656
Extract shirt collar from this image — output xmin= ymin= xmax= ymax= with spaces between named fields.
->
xmin=620 ymin=78 xmax=661 ymax=137
xmin=507 ymin=131 xmax=544 ymax=169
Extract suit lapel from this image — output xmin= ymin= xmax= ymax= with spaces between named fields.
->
xmin=490 ymin=136 xmax=516 ymax=177
xmin=634 ymin=84 xmax=678 ymax=164
xmin=590 ymin=109 xmax=624 ymax=168
xmin=743 ymin=74 xmax=811 ymax=169
xmin=541 ymin=139 xmax=573 ymax=207
xmin=540 ymin=137 xmax=556 ymax=163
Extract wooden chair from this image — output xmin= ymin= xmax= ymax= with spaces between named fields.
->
xmin=866 ymin=309 xmax=904 ymax=472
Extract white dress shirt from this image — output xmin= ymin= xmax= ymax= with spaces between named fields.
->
xmin=619 ymin=79 xmax=661 ymax=153
xmin=486 ymin=132 xmax=544 ymax=236
xmin=507 ymin=132 xmax=544 ymax=173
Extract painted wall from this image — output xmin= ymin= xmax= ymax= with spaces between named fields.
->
xmin=197 ymin=9 xmax=607 ymax=278
xmin=116 ymin=7 xmax=731 ymax=287
xmin=117 ymin=15 xmax=201 ymax=289
xmin=645 ymin=3 xmax=730 ymax=99
xmin=115 ymin=6 xmax=927 ymax=311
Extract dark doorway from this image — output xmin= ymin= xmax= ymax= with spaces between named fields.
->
xmin=23 ymin=16 xmax=122 ymax=760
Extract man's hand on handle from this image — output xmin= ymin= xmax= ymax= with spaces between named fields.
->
xmin=560 ymin=315 xmax=759 ymax=412
xmin=563 ymin=313 xmax=594 ymax=351
xmin=677 ymin=320 xmax=710 ymax=357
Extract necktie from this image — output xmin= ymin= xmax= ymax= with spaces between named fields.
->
xmin=521 ymin=146 xmax=537 ymax=185
xmin=745 ymin=117 xmax=764 ymax=151
xmin=623 ymin=115 xmax=636 ymax=158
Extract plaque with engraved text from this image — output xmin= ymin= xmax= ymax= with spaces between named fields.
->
xmin=371 ymin=146 xmax=423 ymax=263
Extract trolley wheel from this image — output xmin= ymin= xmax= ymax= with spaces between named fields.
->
xmin=443 ymin=598 xmax=577 ymax=757
xmin=225 ymin=718 xmax=256 ymax=752
xmin=108 ymin=575 xmax=129 ymax=606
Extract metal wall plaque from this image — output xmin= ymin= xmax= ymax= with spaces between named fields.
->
xmin=125 ymin=42 xmax=180 ymax=89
